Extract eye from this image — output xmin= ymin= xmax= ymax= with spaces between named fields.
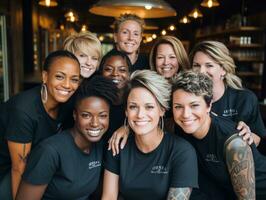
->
xmin=134 ymin=32 xmax=140 ymax=37
xmin=119 ymin=67 xmax=128 ymax=73
xmin=146 ymin=105 xmax=154 ymax=110
xmin=71 ymin=78 xmax=80 ymax=84
xmin=156 ymin=56 xmax=164 ymax=59
xmin=174 ymin=105 xmax=182 ymax=109
xmin=192 ymin=64 xmax=200 ymax=68
xmin=81 ymin=113 xmax=91 ymax=118
xmin=55 ymin=74 xmax=64 ymax=80
xmin=78 ymin=53 xmax=87 ymax=58
xmin=99 ymin=114 xmax=108 ymax=119
xmin=191 ymin=104 xmax=200 ymax=108
xmin=103 ymin=67 xmax=112 ymax=72
xmin=170 ymin=55 xmax=177 ymax=59
xmin=92 ymin=56 xmax=99 ymax=61
xmin=206 ymin=64 xmax=214 ymax=68
xmin=129 ymin=105 xmax=137 ymax=110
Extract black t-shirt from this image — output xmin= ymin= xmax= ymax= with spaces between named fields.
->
xmin=0 ymin=86 xmax=68 ymax=179
xmin=132 ymin=53 xmax=149 ymax=71
xmin=177 ymin=114 xmax=266 ymax=199
xmin=212 ymin=87 xmax=266 ymax=137
xmin=104 ymin=132 xmax=198 ymax=200
xmin=23 ymin=130 xmax=103 ymax=200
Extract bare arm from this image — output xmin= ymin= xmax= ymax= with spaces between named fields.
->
xmin=101 ymin=169 xmax=119 ymax=200
xmin=167 ymin=187 xmax=191 ymax=200
xmin=225 ymin=134 xmax=255 ymax=200
xmin=16 ymin=181 xmax=47 ymax=200
xmin=8 ymin=141 xmax=32 ymax=199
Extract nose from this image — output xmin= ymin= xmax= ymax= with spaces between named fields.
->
xmin=163 ymin=57 xmax=169 ymax=65
xmin=111 ymin=68 xmax=119 ymax=77
xmin=182 ymin=107 xmax=191 ymax=118
xmin=128 ymin=32 xmax=133 ymax=40
xmin=199 ymin=66 xmax=207 ymax=74
xmin=91 ymin=116 xmax=99 ymax=127
xmin=62 ymin=78 xmax=70 ymax=88
xmin=86 ymin=57 xmax=92 ymax=66
xmin=137 ymin=107 xmax=145 ymax=118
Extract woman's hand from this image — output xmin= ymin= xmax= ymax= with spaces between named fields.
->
xmin=108 ymin=126 xmax=129 ymax=156
xmin=237 ymin=121 xmax=256 ymax=145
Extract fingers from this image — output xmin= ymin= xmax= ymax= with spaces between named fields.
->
xmin=120 ymin=132 xmax=129 ymax=149
xmin=237 ymin=121 xmax=249 ymax=135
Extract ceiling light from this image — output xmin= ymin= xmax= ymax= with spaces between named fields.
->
xmin=152 ymin=34 xmax=157 ymax=39
xmin=200 ymin=0 xmax=220 ymax=8
xmin=161 ymin=29 xmax=167 ymax=35
xmin=179 ymin=16 xmax=191 ymax=24
xmin=188 ymin=8 xmax=203 ymax=19
xmin=65 ymin=11 xmax=78 ymax=22
xmin=169 ymin=25 xmax=176 ymax=31
xmin=89 ymin=0 xmax=176 ymax=19
xmin=38 ymin=0 xmax=58 ymax=7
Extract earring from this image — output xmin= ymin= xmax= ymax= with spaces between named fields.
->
xmin=159 ymin=116 xmax=164 ymax=131
xmin=220 ymin=74 xmax=225 ymax=80
xmin=124 ymin=117 xmax=128 ymax=128
xmin=41 ymin=83 xmax=48 ymax=103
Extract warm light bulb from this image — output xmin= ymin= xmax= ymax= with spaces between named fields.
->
xmin=161 ymin=30 xmax=166 ymax=35
xmin=99 ymin=35 xmax=104 ymax=41
xmin=81 ymin=25 xmax=87 ymax=32
xmin=152 ymin=34 xmax=157 ymax=39
xmin=45 ymin=0 xmax=50 ymax=6
xmin=208 ymin=0 xmax=213 ymax=8
xmin=169 ymin=25 xmax=175 ymax=31
xmin=193 ymin=11 xmax=198 ymax=18
xmin=183 ymin=17 xmax=188 ymax=23
xmin=145 ymin=5 xmax=152 ymax=10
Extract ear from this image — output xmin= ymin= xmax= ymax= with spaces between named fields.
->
xmin=114 ymin=33 xmax=118 ymax=43
xmin=207 ymin=100 xmax=213 ymax=113
xmin=159 ymin=107 xmax=166 ymax=117
xmin=73 ymin=109 xmax=77 ymax=121
xmin=42 ymin=71 xmax=48 ymax=84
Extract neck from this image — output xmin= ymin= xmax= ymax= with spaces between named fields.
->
xmin=71 ymin=127 xmax=91 ymax=154
xmin=212 ymin=82 xmax=225 ymax=102
xmin=42 ymin=98 xmax=59 ymax=119
xmin=193 ymin=115 xmax=211 ymax=139
xmin=134 ymin=129 xmax=163 ymax=153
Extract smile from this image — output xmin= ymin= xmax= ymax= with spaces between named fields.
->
xmin=86 ymin=129 xmax=103 ymax=137
xmin=56 ymin=89 xmax=71 ymax=96
xmin=161 ymin=66 xmax=172 ymax=72
xmin=134 ymin=120 xmax=149 ymax=126
xmin=181 ymin=119 xmax=196 ymax=126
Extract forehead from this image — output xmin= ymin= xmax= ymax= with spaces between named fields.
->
xmin=193 ymin=51 xmax=214 ymax=63
xmin=128 ymin=87 xmax=157 ymax=103
xmin=49 ymin=57 xmax=80 ymax=73
xmin=75 ymin=49 xmax=99 ymax=58
xmin=119 ymin=20 xmax=141 ymax=31
xmin=157 ymin=43 xmax=175 ymax=53
xmin=104 ymin=56 xmax=128 ymax=66
xmin=173 ymin=89 xmax=203 ymax=102
xmin=78 ymin=96 xmax=109 ymax=110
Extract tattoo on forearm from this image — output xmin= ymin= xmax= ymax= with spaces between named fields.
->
xmin=18 ymin=144 xmax=29 ymax=164
xmin=226 ymin=137 xmax=255 ymax=200
xmin=167 ymin=187 xmax=191 ymax=200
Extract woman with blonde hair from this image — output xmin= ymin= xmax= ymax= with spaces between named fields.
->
xmin=149 ymin=35 xmax=190 ymax=79
xmin=64 ymin=31 xmax=102 ymax=79
xmin=111 ymin=13 xmax=149 ymax=71
xmin=189 ymin=40 xmax=266 ymax=154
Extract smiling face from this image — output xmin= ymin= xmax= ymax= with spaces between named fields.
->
xmin=42 ymin=57 xmax=80 ymax=105
xmin=155 ymin=43 xmax=179 ymax=78
xmin=74 ymin=50 xmax=99 ymax=78
xmin=73 ymin=96 xmax=109 ymax=143
xmin=172 ymin=89 xmax=211 ymax=139
xmin=102 ymin=55 xmax=130 ymax=89
xmin=192 ymin=51 xmax=225 ymax=85
xmin=126 ymin=87 xmax=164 ymax=136
xmin=114 ymin=20 xmax=142 ymax=55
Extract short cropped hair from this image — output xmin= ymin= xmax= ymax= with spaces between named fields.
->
xmin=189 ymin=40 xmax=242 ymax=90
xmin=125 ymin=70 xmax=171 ymax=110
xmin=113 ymin=13 xmax=145 ymax=33
xmin=172 ymin=70 xmax=213 ymax=106
xmin=43 ymin=50 xmax=79 ymax=71
xmin=75 ymin=75 xmax=118 ymax=108
xmin=150 ymin=36 xmax=190 ymax=73
xmin=98 ymin=49 xmax=133 ymax=74
xmin=63 ymin=31 xmax=102 ymax=61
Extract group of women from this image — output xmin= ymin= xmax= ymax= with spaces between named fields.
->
xmin=0 ymin=12 xmax=266 ymax=200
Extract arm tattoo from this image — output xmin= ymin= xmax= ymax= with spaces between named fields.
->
xmin=18 ymin=144 xmax=29 ymax=164
xmin=167 ymin=187 xmax=191 ymax=200
xmin=225 ymin=135 xmax=255 ymax=200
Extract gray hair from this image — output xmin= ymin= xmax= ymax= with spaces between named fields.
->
xmin=126 ymin=70 xmax=171 ymax=110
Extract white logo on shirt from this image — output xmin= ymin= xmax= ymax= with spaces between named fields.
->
xmin=205 ymin=154 xmax=220 ymax=163
xmin=88 ymin=161 xmax=101 ymax=170
xmin=151 ymin=165 xmax=168 ymax=174
xmin=222 ymin=109 xmax=238 ymax=117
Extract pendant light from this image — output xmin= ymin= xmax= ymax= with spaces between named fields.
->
xmin=89 ymin=0 xmax=176 ymax=18
xmin=38 ymin=0 xmax=58 ymax=7
xmin=200 ymin=0 xmax=220 ymax=8
xmin=188 ymin=8 xmax=203 ymax=19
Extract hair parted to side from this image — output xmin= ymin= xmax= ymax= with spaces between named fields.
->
xmin=150 ymin=36 xmax=190 ymax=72
xmin=98 ymin=49 xmax=133 ymax=74
xmin=63 ymin=31 xmax=102 ymax=60
xmin=75 ymin=75 xmax=119 ymax=109
xmin=189 ymin=40 xmax=242 ymax=90
xmin=113 ymin=13 xmax=145 ymax=33
xmin=172 ymin=70 xmax=213 ymax=106
xmin=125 ymin=70 xmax=171 ymax=110
xmin=43 ymin=50 xmax=80 ymax=71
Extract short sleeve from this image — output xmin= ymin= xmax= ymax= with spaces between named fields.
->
xmin=5 ymin=107 xmax=35 ymax=143
xmin=103 ymin=149 xmax=120 ymax=175
xmin=170 ymin=140 xmax=198 ymax=188
xmin=22 ymin=143 xmax=59 ymax=185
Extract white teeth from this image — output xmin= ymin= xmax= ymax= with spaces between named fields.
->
xmin=112 ymin=79 xmax=120 ymax=84
xmin=134 ymin=121 xmax=148 ymax=126
xmin=182 ymin=119 xmax=195 ymax=125
xmin=58 ymin=90 xmax=69 ymax=95
xmin=87 ymin=129 xmax=101 ymax=136
xmin=81 ymin=66 xmax=93 ymax=71
xmin=162 ymin=67 xmax=171 ymax=71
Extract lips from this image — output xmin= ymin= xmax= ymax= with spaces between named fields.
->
xmin=86 ymin=129 xmax=103 ymax=137
xmin=181 ymin=119 xmax=196 ymax=126
xmin=56 ymin=89 xmax=72 ymax=96
xmin=112 ymin=79 xmax=121 ymax=84
xmin=134 ymin=120 xmax=149 ymax=126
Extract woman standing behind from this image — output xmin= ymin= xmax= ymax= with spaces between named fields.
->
xmin=149 ymin=35 xmax=190 ymax=79
xmin=16 ymin=76 xmax=118 ymax=200
xmin=64 ymin=31 xmax=102 ymax=79
xmin=0 ymin=50 xmax=80 ymax=199
xmin=189 ymin=40 xmax=266 ymax=154
xmin=102 ymin=70 xmax=198 ymax=200
xmin=111 ymin=13 xmax=149 ymax=71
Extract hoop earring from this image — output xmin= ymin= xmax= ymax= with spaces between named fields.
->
xmin=41 ymin=83 xmax=48 ymax=103
xmin=124 ymin=117 xmax=128 ymax=128
xmin=159 ymin=116 xmax=164 ymax=131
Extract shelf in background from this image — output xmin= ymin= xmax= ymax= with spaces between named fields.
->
xmin=237 ymin=71 xmax=261 ymax=77
xmin=228 ymin=43 xmax=263 ymax=48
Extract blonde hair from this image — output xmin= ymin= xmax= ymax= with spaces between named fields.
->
xmin=63 ymin=31 xmax=102 ymax=60
xmin=189 ymin=40 xmax=242 ymax=89
xmin=149 ymin=36 xmax=190 ymax=73
xmin=113 ymin=13 xmax=145 ymax=33
xmin=125 ymin=70 xmax=171 ymax=110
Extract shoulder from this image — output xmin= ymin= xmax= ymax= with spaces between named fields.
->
xmin=228 ymin=87 xmax=257 ymax=103
xmin=40 ymin=131 xmax=72 ymax=151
